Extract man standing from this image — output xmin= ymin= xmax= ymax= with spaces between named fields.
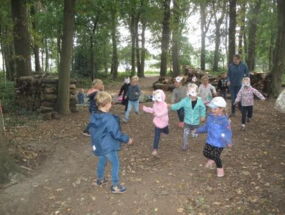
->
xmin=227 ymin=55 xmax=249 ymax=115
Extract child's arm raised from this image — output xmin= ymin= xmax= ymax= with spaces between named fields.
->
xmin=142 ymin=105 xmax=154 ymax=113
xmin=170 ymin=98 xmax=185 ymax=111
xmin=252 ymin=88 xmax=265 ymax=101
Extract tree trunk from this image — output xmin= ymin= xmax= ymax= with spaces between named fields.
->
xmin=111 ymin=12 xmax=118 ymax=79
xmin=57 ymin=0 xmax=76 ymax=114
xmin=45 ymin=38 xmax=49 ymax=72
xmin=89 ymin=18 xmax=98 ymax=80
xmin=228 ymin=0 xmax=237 ymax=65
xmin=200 ymin=2 xmax=206 ymax=70
xmin=130 ymin=15 xmax=136 ymax=76
xmin=238 ymin=2 xmax=246 ymax=55
xmin=246 ymin=0 xmax=261 ymax=72
xmin=160 ymin=0 xmax=171 ymax=77
xmin=140 ymin=20 xmax=146 ymax=77
xmin=269 ymin=0 xmax=285 ymax=97
xmin=135 ymin=19 xmax=142 ymax=77
xmin=11 ymin=0 xmax=32 ymax=77
xmin=172 ymin=0 xmax=180 ymax=77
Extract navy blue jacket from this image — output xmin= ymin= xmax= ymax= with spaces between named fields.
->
xmin=88 ymin=91 xmax=98 ymax=113
xmin=196 ymin=114 xmax=232 ymax=148
xmin=228 ymin=62 xmax=249 ymax=87
xmin=127 ymin=85 xmax=141 ymax=101
xmin=89 ymin=111 xmax=129 ymax=156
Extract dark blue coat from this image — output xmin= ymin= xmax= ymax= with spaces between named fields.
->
xmin=89 ymin=111 xmax=129 ymax=156
xmin=88 ymin=91 xmax=98 ymax=113
xmin=228 ymin=62 xmax=249 ymax=87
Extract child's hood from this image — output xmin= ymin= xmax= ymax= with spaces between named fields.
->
xmin=153 ymin=89 xmax=166 ymax=102
xmin=90 ymin=111 xmax=114 ymax=127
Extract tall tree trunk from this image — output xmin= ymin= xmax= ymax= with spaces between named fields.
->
xmin=57 ymin=0 xmax=76 ymax=114
xmin=160 ymin=0 xmax=171 ymax=77
xmin=246 ymin=0 xmax=261 ymax=72
xmin=30 ymin=3 xmax=41 ymax=73
xmin=238 ymin=2 xmax=246 ymax=55
xmin=200 ymin=2 xmax=206 ymax=70
xmin=268 ymin=30 xmax=275 ymax=71
xmin=111 ymin=12 xmax=118 ymax=79
xmin=89 ymin=18 xmax=98 ymax=80
xmin=135 ymin=19 xmax=142 ymax=77
xmin=45 ymin=38 xmax=49 ymax=72
xmin=172 ymin=0 xmax=180 ymax=77
xmin=130 ymin=15 xmax=136 ymax=76
xmin=140 ymin=21 xmax=146 ymax=77
xmin=228 ymin=0 xmax=237 ymax=65
xmin=269 ymin=0 xmax=285 ymax=97
xmin=11 ymin=0 xmax=32 ymax=77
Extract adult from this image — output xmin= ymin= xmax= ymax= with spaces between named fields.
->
xmin=227 ymin=54 xmax=249 ymax=115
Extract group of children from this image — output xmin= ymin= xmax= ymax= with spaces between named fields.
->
xmin=82 ymin=74 xmax=265 ymax=194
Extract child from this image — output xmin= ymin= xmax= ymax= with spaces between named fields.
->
xmin=198 ymin=75 xmax=217 ymax=105
xmin=170 ymin=84 xmax=206 ymax=151
xmin=118 ymin=77 xmax=130 ymax=112
xmin=217 ymin=73 xmax=228 ymax=99
xmin=83 ymin=79 xmax=104 ymax=136
xmin=143 ymin=90 xmax=169 ymax=156
xmin=195 ymin=97 xmax=232 ymax=177
xmin=171 ymin=76 xmax=187 ymax=128
xmin=77 ymin=88 xmax=85 ymax=104
xmin=234 ymin=77 xmax=265 ymax=130
xmin=123 ymin=76 xmax=141 ymax=123
xmin=88 ymin=91 xmax=133 ymax=193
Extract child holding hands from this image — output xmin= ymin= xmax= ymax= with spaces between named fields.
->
xmin=143 ymin=90 xmax=169 ymax=156
xmin=89 ymin=91 xmax=133 ymax=194
xmin=170 ymin=84 xmax=206 ymax=151
xmin=195 ymin=97 xmax=232 ymax=177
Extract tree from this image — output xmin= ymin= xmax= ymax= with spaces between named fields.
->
xmin=237 ymin=0 xmax=246 ymax=56
xmin=269 ymin=0 xmax=285 ymax=97
xmin=11 ymin=0 xmax=32 ymax=77
xmin=228 ymin=0 xmax=237 ymax=65
xmin=57 ymin=0 xmax=76 ymax=114
xmin=160 ymin=0 xmax=171 ymax=77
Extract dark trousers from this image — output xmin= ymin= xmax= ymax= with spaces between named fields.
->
xmin=230 ymin=86 xmax=241 ymax=114
xmin=122 ymin=99 xmax=129 ymax=112
xmin=203 ymin=143 xmax=224 ymax=168
xmin=177 ymin=108 xmax=184 ymax=122
xmin=241 ymin=106 xmax=253 ymax=124
xmin=153 ymin=126 xmax=169 ymax=149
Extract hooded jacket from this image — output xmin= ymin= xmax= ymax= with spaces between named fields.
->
xmin=171 ymin=96 xmax=206 ymax=125
xmin=143 ymin=90 xmax=169 ymax=129
xmin=88 ymin=111 xmax=129 ymax=156
xmin=235 ymin=86 xmax=265 ymax=106
xmin=196 ymin=114 xmax=232 ymax=148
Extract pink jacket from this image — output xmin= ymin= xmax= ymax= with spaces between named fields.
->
xmin=143 ymin=90 xmax=169 ymax=129
xmin=235 ymin=86 xmax=265 ymax=106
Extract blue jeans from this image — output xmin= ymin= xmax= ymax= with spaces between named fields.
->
xmin=153 ymin=126 xmax=169 ymax=149
xmin=124 ymin=100 xmax=139 ymax=121
xmin=97 ymin=151 xmax=120 ymax=186
xmin=230 ymin=85 xmax=241 ymax=113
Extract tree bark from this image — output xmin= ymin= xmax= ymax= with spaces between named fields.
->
xmin=135 ymin=18 xmax=142 ymax=77
xmin=200 ymin=2 xmax=206 ymax=71
xmin=269 ymin=0 xmax=285 ymax=97
xmin=89 ymin=18 xmax=98 ymax=80
xmin=11 ymin=0 xmax=32 ymax=77
xmin=238 ymin=2 xmax=246 ymax=55
xmin=160 ymin=0 xmax=171 ymax=77
xmin=45 ymin=38 xmax=49 ymax=72
xmin=130 ymin=14 xmax=136 ymax=76
xmin=172 ymin=0 xmax=181 ymax=77
xmin=228 ymin=0 xmax=237 ymax=65
xmin=111 ymin=12 xmax=118 ymax=79
xmin=57 ymin=0 xmax=76 ymax=114
xmin=140 ymin=20 xmax=146 ymax=77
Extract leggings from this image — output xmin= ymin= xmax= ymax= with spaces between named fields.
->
xmin=241 ymin=106 xmax=253 ymax=124
xmin=153 ymin=126 xmax=169 ymax=149
xmin=203 ymin=143 xmax=224 ymax=168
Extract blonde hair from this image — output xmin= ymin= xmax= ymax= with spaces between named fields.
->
xmin=201 ymin=75 xmax=209 ymax=82
xmin=188 ymin=83 xmax=198 ymax=91
xmin=92 ymin=79 xmax=103 ymax=88
xmin=131 ymin=76 xmax=139 ymax=82
xmin=96 ymin=91 xmax=112 ymax=107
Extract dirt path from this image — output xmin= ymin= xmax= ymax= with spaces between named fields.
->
xmin=1 ymin=77 xmax=285 ymax=215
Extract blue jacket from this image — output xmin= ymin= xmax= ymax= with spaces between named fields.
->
xmin=88 ymin=111 xmax=129 ymax=156
xmin=127 ymin=85 xmax=141 ymax=101
xmin=196 ymin=114 xmax=232 ymax=148
xmin=88 ymin=91 xmax=98 ymax=113
xmin=171 ymin=97 xmax=206 ymax=125
xmin=228 ymin=62 xmax=249 ymax=87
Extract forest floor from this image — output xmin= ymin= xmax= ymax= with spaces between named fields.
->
xmin=0 ymin=77 xmax=285 ymax=215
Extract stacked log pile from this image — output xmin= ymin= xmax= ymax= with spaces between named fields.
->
xmin=16 ymin=74 xmax=77 ymax=119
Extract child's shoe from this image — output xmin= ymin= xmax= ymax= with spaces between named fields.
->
xmin=217 ymin=168 xmax=224 ymax=177
xmin=152 ymin=150 xmax=158 ymax=156
xmin=205 ymin=160 xmax=215 ymax=169
xmin=178 ymin=122 xmax=184 ymax=128
xmin=82 ymin=131 xmax=91 ymax=137
xmin=191 ymin=130 xmax=198 ymax=138
xmin=111 ymin=184 xmax=127 ymax=194
xmin=96 ymin=178 xmax=108 ymax=186
xmin=122 ymin=118 xmax=128 ymax=123
xmin=241 ymin=124 xmax=245 ymax=130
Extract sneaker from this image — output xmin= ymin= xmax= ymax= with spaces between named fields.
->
xmin=96 ymin=178 xmax=108 ymax=186
xmin=178 ymin=122 xmax=184 ymax=128
xmin=152 ymin=150 xmax=158 ymax=156
xmin=217 ymin=168 xmax=225 ymax=177
xmin=111 ymin=184 xmax=127 ymax=194
xmin=205 ymin=160 xmax=215 ymax=169
xmin=82 ymin=131 xmax=91 ymax=137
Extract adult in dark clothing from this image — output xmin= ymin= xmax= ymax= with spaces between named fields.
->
xmin=227 ymin=55 xmax=249 ymax=115
xmin=118 ymin=77 xmax=130 ymax=112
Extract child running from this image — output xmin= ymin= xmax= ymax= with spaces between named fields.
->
xmin=198 ymin=75 xmax=217 ymax=105
xmin=195 ymin=97 xmax=232 ymax=177
xmin=143 ymin=90 xmax=169 ymax=156
xmin=234 ymin=77 xmax=265 ymax=130
xmin=171 ymin=76 xmax=187 ymax=128
xmin=88 ymin=91 xmax=133 ymax=194
xmin=83 ymin=79 xmax=104 ymax=136
xmin=170 ymin=83 xmax=206 ymax=151
xmin=118 ymin=77 xmax=130 ymax=113
xmin=123 ymin=76 xmax=141 ymax=123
